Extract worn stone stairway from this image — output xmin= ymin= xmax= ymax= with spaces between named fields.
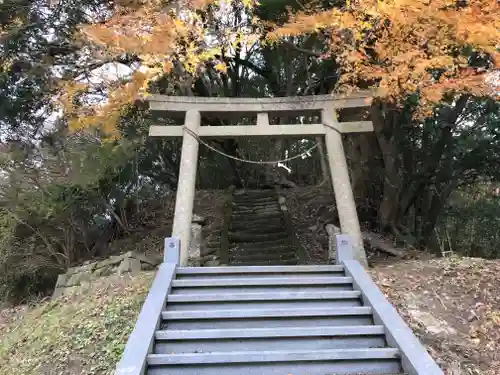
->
xmin=227 ymin=189 xmax=299 ymax=265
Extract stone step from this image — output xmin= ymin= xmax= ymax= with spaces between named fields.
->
xmin=233 ymin=190 xmax=277 ymax=198
xmin=231 ymin=211 xmax=282 ymax=221
xmin=232 ymin=210 xmax=281 ymax=218
xmin=232 ymin=205 xmax=280 ymax=211
xmin=233 ymin=195 xmax=277 ymax=201
xmin=206 ymin=241 xmax=221 ymax=249
xmin=230 ymin=218 xmax=283 ymax=231
xmin=229 ymin=231 xmax=289 ymax=243
xmin=229 ymin=245 xmax=293 ymax=255
xmin=233 ymin=200 xmax=278 ymax=207
xmin=229 ymin=248 xmax=297 ymax=258
xmin=200 ymin=248 xmax=218 ymax=257
xmin=229 ymin=252 xmax=297 ymax=263
xmin=230 ymin=225 xmax=286 ymax=235
xmin=231 ymin=213 xmax=282 ymax=221
xmin=232 ymin=205 xmax=279 ymax=211
xmin=228 ymin=238 xmax=290 ymax=249
xmin=234 ymin=194 xmax=277 ymax=199
xmin=229 ymin=258 xmax=299 ymax=266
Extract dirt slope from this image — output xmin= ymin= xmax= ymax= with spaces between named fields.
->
xmin=371 ymin=257 xmax=500 ymax=375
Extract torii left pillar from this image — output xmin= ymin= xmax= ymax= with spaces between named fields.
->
xmin=171 ymin=110 xmax=200 ymax=266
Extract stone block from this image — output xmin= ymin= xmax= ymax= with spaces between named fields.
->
xmin=67 ymin=271 xmax=92 ymax=287
xmin=130 ymin=258 xmax=141 ymax=276
xmin=278 ymin=196 xmax=286 ymax=205
xmin=52 ymin=287 xmax=64 ymax=299
xmin=188 ymin=223 xmax=203 ymax=265
xmin=93 ymin=265 xmax=112 ymax=277
xmin=67 ymin=273 xmax=82 ymax=287
xmin=200 ymin=254 xmax=218 ymax=262
xmin=204 ymin=259 xmax=220 ymax=267
xmin=80 ymin=279 xmax=91 ymax=289
xmin=192 ymin=214 xmax=206 ymax=225
xmin=141 ymin=262 xmax=155 ymax=271
xmin=118 ymin=257 xmax=131 ymax=275
xmin=66 ymin=266 xmax=79 ymax=275
xmin=97 ymin=255 xmax=124 ymax=269
xmin=55 ymin=274 xmax=68 ymax=288
xmin=64 ymin=286 xmax=79 ymax=296
xmin=201 ymin=246 xmax=217 ymax=256
xmin=79 ymin=262 xmax=97 ymax=272
xmin=206 ymin=241 xmax=220 ymax=249
xmin=117 ymin=257 xmax=142 ymax=275
xmin=125 ymin=251 xmax=160 ymax=265
xmin=188 ymin=258 xmax=201 ymax=267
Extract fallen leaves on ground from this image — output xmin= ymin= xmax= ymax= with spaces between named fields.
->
xmin=371 ymin=257 xmax=500 ymax=375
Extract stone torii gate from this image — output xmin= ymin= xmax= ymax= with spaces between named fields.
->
xmin=148 ymin=94 xmax=373 ymax=266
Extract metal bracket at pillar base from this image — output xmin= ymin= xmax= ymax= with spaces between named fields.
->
xmin=164 ymin=237 xmax=180 ymax=265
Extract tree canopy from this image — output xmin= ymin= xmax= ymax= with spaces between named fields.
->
xmin=57 ymin=0 xmax=500 ymax=134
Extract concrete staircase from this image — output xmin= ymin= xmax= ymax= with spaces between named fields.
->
xmin=147 ymin=265 xmax=402 ymax=375
xmin=228 ymin=190 xmax=299 ymax=265
xmin=116 ymin=238 xmax=444 ymax=375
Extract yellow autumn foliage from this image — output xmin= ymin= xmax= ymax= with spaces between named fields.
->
xmin=60 ymin=0 xmax=499 ymax=136
xmin=270 ymin=0 xmax=500 ymax=108
xmin=58 ymin=0 xmax=263 ymax=137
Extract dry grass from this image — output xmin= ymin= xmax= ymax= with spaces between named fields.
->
xmin=0 ymin=273 xmax=153 ymax=375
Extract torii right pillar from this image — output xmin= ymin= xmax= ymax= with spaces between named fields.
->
xmin=322 ymin=108 xmax=368 ymax=267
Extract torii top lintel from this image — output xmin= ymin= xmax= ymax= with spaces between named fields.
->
xmin=147 ymin=93 xmax=374 ymax=137
xmin=147 ymin=93 xmax=372 ymax=113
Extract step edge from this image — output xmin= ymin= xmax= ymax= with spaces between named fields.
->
xmin=146 ymin=348 xmax=400 ymax=365
xmin=161 ymin=306 xmax=373 ymax=320
xmin=175 ymin=265 xmax=344 ymax=274
xmin=171 ymin=276 xmax=353 ymax=287
xmin=155 ymin=325 xmax=386 ymax=340
xmin=166 ymin=290 xmax=361 ymax=302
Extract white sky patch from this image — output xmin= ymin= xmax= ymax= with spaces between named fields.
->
xmin=485 ymin=70 xmax=500 ymax=97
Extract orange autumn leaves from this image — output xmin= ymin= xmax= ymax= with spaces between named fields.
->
xmin=61 ymin=0 xmax=500 ymax=136
xmin=270 ymin=0 xmax=500 ymax=110
xmin=60 ymin=72 xmax=150 ymax=138
xmin=62 ymin=0 xmax=259 ymax=137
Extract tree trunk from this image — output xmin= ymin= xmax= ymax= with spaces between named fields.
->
xmin=316 ymin=136 xmax=330 ymax=185
xmin=371 ymin=102 xmax=402 ymax=231
xmin=264 ymin=138 xmax=284 ymax=186
xmin=420 ymin=181 xmax=457 ymax=245
xmin=344 ymin=133 xmax=382 ymax=224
